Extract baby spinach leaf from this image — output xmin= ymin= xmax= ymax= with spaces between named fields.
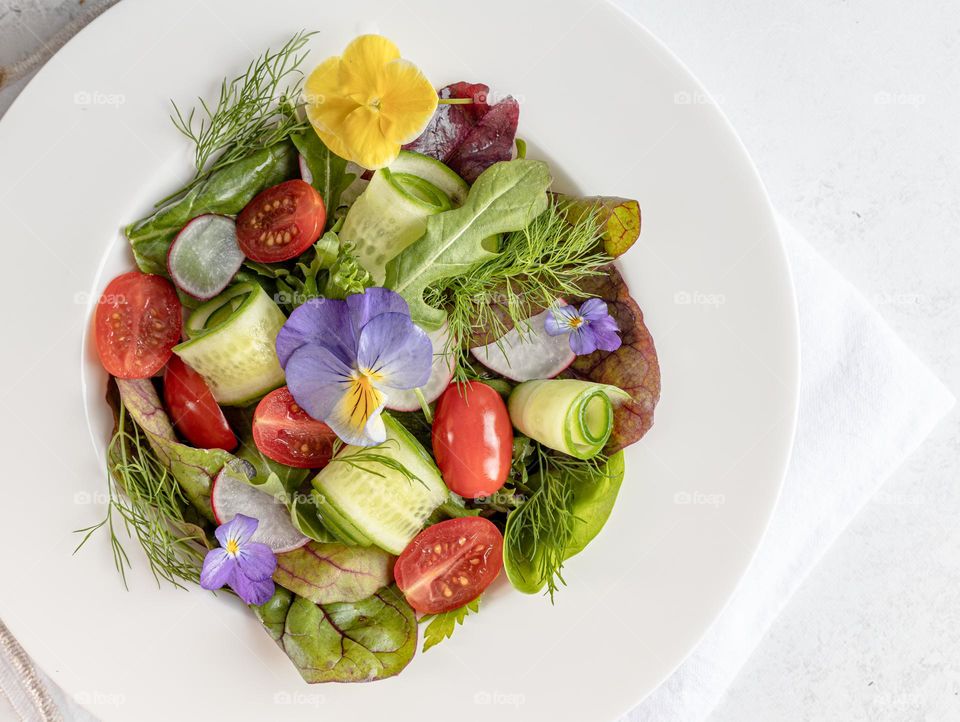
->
xmin=125 ymin=143 xmax=298 ymax=275
xmin=290 ymin=130 xmax=353 ymax=224
xmin=273 ymin=541 xmax=392 ymax=604
xmin=115 ymin=378 xmax=234 ymax=521
xmin=253 ymin=585 xmax=418 ymax=683
xmin=563 ymin=265 xmax=661 ymax=451
xmin=384 ymin=159 xmax=552 ymax=330
xmin=420 ymin=597 xmax=479 ymax=652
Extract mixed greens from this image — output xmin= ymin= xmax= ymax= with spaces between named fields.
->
xmin=79 ymin=32 xmax=660 ymax=684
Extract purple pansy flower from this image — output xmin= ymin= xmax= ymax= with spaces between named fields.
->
xmin=200 ymin=514 xmax=277 ymax=605
xmin=276 ymin=288 xmax=433 ymax=446
xmin=545 ymin=298 xmax=622 ymax=356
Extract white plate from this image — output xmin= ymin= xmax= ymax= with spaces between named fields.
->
xmin=0 ymin=1 xmax=798 ymax=720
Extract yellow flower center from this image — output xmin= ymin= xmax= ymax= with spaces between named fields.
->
xmin=344 ymin=368 xmax=386 ymax=432
xmin=225 ymin=539 xmax=240 ymax=555
xmin=569 ymin=316 xmax=584 ymax=329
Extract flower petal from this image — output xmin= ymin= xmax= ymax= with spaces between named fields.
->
xmin=569 ymin=327 xmax=599 ymax=356
xmin=340 ymin=104 xmax=400 ymax=169
xmin=236 ymin=542 xmax=277 ymax=582
xmin=346 ymin=288 xmax=410 ymax=332
xmin=284 ymin=343 xmax=355 ymax=422
xmin=230 ymin=570 xmax=276 ymax=606
xmin=591 ymin=324 xmax=623 ymax=352
xmin=214 ymin=513 xmax=258 ymax=549
xmin=356 ymin=312 xmax=432 ymax=390
xmin=326 ymin=376 xmax=387 ymax=446
xmin=545 ymin=306 xmax=580 ymax=336
xmin=378 ymin=59 xmax=440 ymax=144
xmin=276 ymin=297 xmax=356 ymax=368
xmin=200 ymin=548 xmax=235 ymax=591
xmin=339 ymin=35 xmax=400 ymax=100
xmin=578 ymin=298 xmax=610 ymax=322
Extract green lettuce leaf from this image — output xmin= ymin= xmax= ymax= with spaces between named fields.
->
xmin=125 ymin=143 xmax=298 ymax=275
xmin=384 ymin=159 xmax=552 ymax=330
xmin=252 ymin=585 xmax=418 ymax=683
xmin=273 ymin=541 xmax=393 ymax=604
xmin=115 ymin=378 xmax=234 ymax=521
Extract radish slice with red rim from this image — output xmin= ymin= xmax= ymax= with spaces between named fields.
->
xmin=210 ymin=460 xmax=309 ymax=553
xmin=167 ymin=214 xmax=244 ymax=300
xmin=471 ymin=304 xmax=575 ymax=382
xmin=387 ymin=324 xmax=456 ymax=411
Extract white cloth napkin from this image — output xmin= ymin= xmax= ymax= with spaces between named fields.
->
xmin=621 ymin=218 xmax=955 ymax=722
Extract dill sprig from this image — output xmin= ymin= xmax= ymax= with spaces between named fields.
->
xmin=505 ymin=446 xmax=609 ymax=601
xmin=74 ymin=403 xmax=209 ymax=590
xmin=329 ymin=438 xmax=423 ymax=486
xmin=425 ymin=201 xmax=611 ymax=380
xmin=166 ymin=30 xmax=314 ymax=203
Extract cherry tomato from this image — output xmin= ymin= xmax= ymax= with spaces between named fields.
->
xmin=163 ymin=356 xmax=237 ymax=451
xmin=432 ymin=381 xmax=513 ymax=499
xmin=252 ymin=387 xmax=337 ymax=468
xmin=394 ymin=517 xmax=504 ymax=614
xmin=94 ymin=271 xmax=182 ymax=378
xmin=236 ymin=180 xmax=326 ymax=263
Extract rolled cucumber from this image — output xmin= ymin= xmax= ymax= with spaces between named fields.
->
xmin=173 ymin=282 xmax=286 ymax=406
xmin=339 ymin=152 xmax=468 ymax=284
xmin=311 ymin=415 xmax=448 ymax=554
xmin=508 ymin=379 xmax=630 ymax=459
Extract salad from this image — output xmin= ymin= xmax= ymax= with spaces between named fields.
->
xmin=80 ymin=32 xmax=660 ymax=682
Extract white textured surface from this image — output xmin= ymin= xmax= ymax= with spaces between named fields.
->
xmin=2 ymin=0 xmax=958 ymax=720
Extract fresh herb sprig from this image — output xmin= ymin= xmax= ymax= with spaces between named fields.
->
xmin=426 ymin=201 xmax=611 ymax=380
xmin=74 ymin=403 xmax=210 ymax=589
xmin=329 ymin=438 xmax=423 ymax=486
xmin=166 ymin=30 xmax=314 ymax=203
xmin=420 ymin=598 xmax=480 ymax=652
xmin=505 ymin=446 xmax=609 ymax=601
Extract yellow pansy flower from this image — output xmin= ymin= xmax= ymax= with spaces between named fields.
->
xmin=304 ymin=35 xmax=439 ymax=170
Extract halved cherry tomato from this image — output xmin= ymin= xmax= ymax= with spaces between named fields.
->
xmin=394 ymin=517 xmax=504 ymax=614
xmin=236 ymin=180 xmax=326 ymax=263
xmin=432 ymin=381 xmax=513 ymax=499
xmin=94 ymin=271 xmax=182 ymax=378
xmin=163 ymin=356 xmax=237 ymax=451
xmin=252 ymin=387 xmax=337 ymax=468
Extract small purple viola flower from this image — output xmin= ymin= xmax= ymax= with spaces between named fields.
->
xmin=275 ymin=288 xmax=433 ymax=446
xmin=200 ymin=514 xmax=277 ymax=606
xmin=545 ymin=298 xmax=622 ymax=356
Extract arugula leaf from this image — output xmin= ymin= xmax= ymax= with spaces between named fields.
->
xmin=273 ymin=541 xmax=392 ymax=604
xmin=384 ymin=159 xmax=552 ymax=330
xmin=290 ymin=130 xmax=354 ymax=225
xmin=420 ymin=598 xmax=480 ymax=652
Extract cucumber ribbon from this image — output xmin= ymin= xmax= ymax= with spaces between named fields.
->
xmin=507 ymin=379 xmax=631 ymax=459
xmin=173 ymin=282 xmax=287 ymax=405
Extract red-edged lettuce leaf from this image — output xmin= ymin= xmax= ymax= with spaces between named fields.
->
xmin=404 ymin=82 xmax=519 ymax=183
xmin=273 ymin=542 xmax=393 ymax=604
xmin=563 ymin=266 xmax=661 ymax=451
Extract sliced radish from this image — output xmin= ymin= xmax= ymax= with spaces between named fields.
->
xmin=211 ymin=460 xmax=309 ymax=553
xmin=167 ymin=214 xmax=244 ymax=300
xmin=471 ymin=304 xmax=575 ymax=382
xmin=387 ymin=324 xmax=456 ymax=412
xmin=298 ymin=153 xmax=313 ymax=185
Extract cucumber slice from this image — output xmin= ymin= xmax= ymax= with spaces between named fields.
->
xmin=339 ymin=152 xmax=468 ymax=284
xmin=508 ymin=379 xmax=630 ymax=459
xmin=174 ymin=282 xmax=286 ymax=406
xmin=311 ymin=416 xmax=448 ymax=554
